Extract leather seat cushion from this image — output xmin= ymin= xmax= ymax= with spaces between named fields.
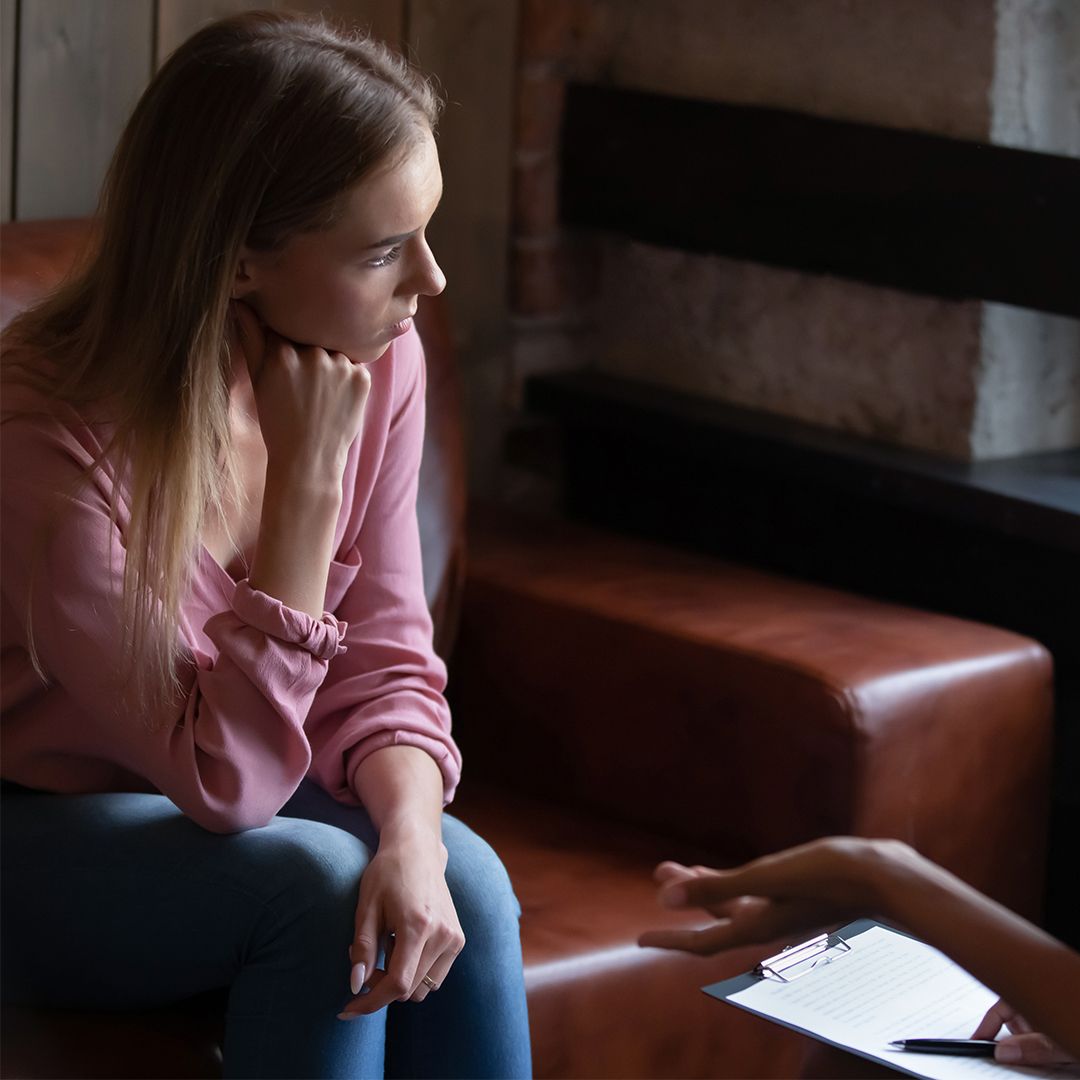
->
xmin=454 ymin=785 xmax=811 ymax=1079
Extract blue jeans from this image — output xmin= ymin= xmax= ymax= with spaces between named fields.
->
xmin=1 ymin=780 xmax=532 ymax=1079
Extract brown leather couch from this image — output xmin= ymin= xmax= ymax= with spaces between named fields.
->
xmin=0 ymin=219 xmax=1054 ymax=1079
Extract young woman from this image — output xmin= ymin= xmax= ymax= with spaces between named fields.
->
xmin=640 ymin=836 xmax=1080 ymax=1065
xmin=0 ymin=12 xmax=531 ymax=1079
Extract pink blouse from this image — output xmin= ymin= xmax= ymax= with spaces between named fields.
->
xmin=0 ymin=325 xmax=462 ymax=832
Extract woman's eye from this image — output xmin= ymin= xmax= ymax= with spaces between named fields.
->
xmin=368 ymin=245 xmax=402 ymax=268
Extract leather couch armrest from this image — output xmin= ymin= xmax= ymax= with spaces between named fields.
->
xmin=451 ymin=504 xmax=1052 ymax=915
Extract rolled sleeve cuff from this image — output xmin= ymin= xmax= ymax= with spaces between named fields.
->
xmin=232 ymin=581 xmax=349 ymax=661
xmin=346 ymin=729 xmax=461 ymax=806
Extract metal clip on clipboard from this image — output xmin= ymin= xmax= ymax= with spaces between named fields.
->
xmin=754 ymin=931 xmax=853 ymax=983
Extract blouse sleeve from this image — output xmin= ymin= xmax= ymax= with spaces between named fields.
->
xmin=0 ymin=413 xmax=345 ymax=833
xmin=303 ymin=328 xmax=463 ymax=807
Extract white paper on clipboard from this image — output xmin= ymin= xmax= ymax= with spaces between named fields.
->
xmin=704 ymin=920 xmax=1078 ymax=1080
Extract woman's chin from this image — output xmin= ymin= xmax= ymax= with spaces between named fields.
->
xmin=356 ymin=342 xmax=392 ymax=365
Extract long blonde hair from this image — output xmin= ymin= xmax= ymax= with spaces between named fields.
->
xmin=1 ymin=11 xmax=441 ymax=721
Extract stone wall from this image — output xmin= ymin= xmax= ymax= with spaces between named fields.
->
xmin=510 ymin=0 xmax=1080 ymax=463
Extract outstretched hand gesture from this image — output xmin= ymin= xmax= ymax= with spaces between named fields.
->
xmin=638 ymin=836 xmax=901 ymax=955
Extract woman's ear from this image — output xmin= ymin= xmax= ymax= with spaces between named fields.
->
xmin=231 ymin=249 xmax=257 ymax=300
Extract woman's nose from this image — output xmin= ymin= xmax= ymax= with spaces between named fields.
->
xmin=425 ymin=256 xmax=447 ymax=297
xmin=405 ymin=239 xmax=446 ymax=298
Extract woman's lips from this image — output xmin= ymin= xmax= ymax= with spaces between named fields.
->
xmin=386 ymin=315 xmax=413 ymax=338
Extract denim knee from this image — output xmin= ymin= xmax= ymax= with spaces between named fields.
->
xmin=238 ymin=817 xmax=370 ymax=961
xmin=240 ymin=816 xmax=367 ymax=920
xmin=441 ymin=816 xmax=522 ymax=938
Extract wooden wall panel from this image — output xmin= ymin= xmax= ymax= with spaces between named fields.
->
xmin=156 ymin=0 xmax=254 ymax=65
xmin=406 ymin=0 xmax=519 ymax=494
xmin=1 ymin=0 xmax=16 ymax=222
xmin=158 ymin=0 xmax=403 ymax=65
xmin=285 ymin=0 xmax=403 ymax=45
xmin=16 ymin=0 xmax=152 ymax=220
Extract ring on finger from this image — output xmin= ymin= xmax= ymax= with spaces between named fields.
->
xmin=421 ymin=974 xmax=439 ymax=991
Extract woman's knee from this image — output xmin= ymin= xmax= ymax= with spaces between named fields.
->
xmin=441 ymin=816 xmax=521 ymax=933
xmin=243 ymin=816 xmax=370 ymax=919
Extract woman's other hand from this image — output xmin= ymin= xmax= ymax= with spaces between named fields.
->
xmin=973 ymin=999 xmax=1077 ymax=1066
xmin=638 ymin=836 xmax=916 ymax=955
xmin=338 ymin=826 xmax=465 ymax=1018
xmin=230 ymin=300 xmax=371 ymax=478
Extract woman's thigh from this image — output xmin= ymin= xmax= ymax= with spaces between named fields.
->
xmin=1 ymin=784 xmax=370 ymax=1014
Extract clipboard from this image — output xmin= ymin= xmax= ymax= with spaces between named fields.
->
xmin=702 ymin=919 xmax=1068 ymax=1080
xmin=705 ymin=917 xmax=888 ymax=999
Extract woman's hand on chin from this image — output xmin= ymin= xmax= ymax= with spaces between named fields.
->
xmin=230 ymin=299 xmax=371 ymax=479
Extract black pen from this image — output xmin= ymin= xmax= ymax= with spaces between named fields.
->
xmin=889 ymin=1039 xmax=997 ymax=1057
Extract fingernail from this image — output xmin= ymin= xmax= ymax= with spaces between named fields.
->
xmin=350 ymin=962 xmax=366 ymax=995
xmin=661 ymin=885 xmax=686 ymax=907
xmin=996 ymin=1044 xmax=1020 ymax=1063
xmin=337 ymin=1012 xmax=355 ymax=1022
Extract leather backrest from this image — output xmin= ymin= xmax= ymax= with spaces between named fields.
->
xmin=0 ymin=218 xmax=467 ymax=657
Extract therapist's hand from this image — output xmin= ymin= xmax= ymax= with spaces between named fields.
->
xmin=972 ymin=999 xmax=1077 ymax=1066
xmin=638 ymin=837 xmax=917 ymax=954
